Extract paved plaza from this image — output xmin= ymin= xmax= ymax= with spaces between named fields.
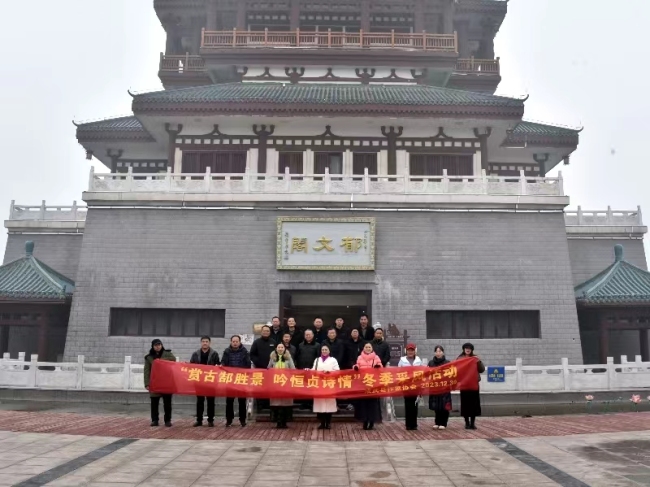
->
xmin=0 ymin=412 xmax=647 ymax=486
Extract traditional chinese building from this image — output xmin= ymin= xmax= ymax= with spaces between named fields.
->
xmin=2 ymin=0 xmax=648 ymax=365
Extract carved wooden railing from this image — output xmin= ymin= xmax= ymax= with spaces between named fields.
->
xmin=202 ymin=29 xmax=458 ymax=52
xmin=159 ymin=53 xmax=206 ymax=72
xmin=455 ymin=57 xmax=500 ymax=74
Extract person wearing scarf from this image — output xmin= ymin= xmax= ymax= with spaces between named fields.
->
xmin=312 ymin=344 xmax=340 ymax=430
xmin=353 ymin=343 xmax=382 ymax=430
xmin=144 ymin=339 xmax=176 ymax=427
xmin=457 ymin=342 xmax=485 ymax=430
xmin=268 ymin=343 xmax=295 ymax=429
xmin=428 ymin=345 xmax=452 ymax=430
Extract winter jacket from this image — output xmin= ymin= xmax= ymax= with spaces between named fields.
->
xmin=333 ymin=325 xmax=350 ymax=342
xmin=269 ymin=326 xmax=285 ymax=344
xmin=144 ymin=349 xmax=176 ymax=398
xmin=221 ymin=346 xmax=251 ymax=369
xmin=357 ymin=326 xmax=374 ymax=342
xmin=312 ymin=356 xmax=340 ymax=413
xmin=287 ymin=328 xmax=304 ymax=348
xmin=371 ymin=338 xmax=391 ymax=366
xmin=250 ymin=336 xmax=277 ymax=369
xmin=344 ymin=339 xmax=366 ymax=369
xmin=282 ymin=343 xmax=297 ymax=360
xmin=268 ymin=351 xmax=295 ymax=407
xmin=398 ymin=356 xmax=424 ymax=367
xmin=190 ymin=348 xmax=220 ymax=366
xmin=356 ymin=351 xmax=382 ymax=369
xmin=428 ymin=357 xmax=452 ymax=411
xmin=324 ymin=338 xmax=346 ymax=367
xmin=296 ymin=340 xmax=320 ymax=369
xmin=312 ymin=327 xmax=328 ymax=344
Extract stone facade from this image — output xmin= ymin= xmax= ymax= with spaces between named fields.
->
xmin=567 ymin=239 xmax=647 ymax=286
xmin=63 ymin=207 xmax=583 ymax=365
xmin=3 ymin=234 xmax=83 ymax=281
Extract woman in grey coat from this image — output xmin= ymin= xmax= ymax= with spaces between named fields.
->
xmin=268 ymin=343 xmax=295 ymax=429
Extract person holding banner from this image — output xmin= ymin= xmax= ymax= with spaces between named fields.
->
xmin=190 ymin=336 xmax=221 ymax=427
xmin=353 ymin=342 xmax=382 ymax=430
xmin=312 ymin=344 xmax=340 ymax=430
xmin=458 ymin=343 xmax=485 ymax=430
xmin=221 ymin=335 xmax=251 ymax=427
xmin=251 ymin=325 xmax=278 ymax=417
xmin=268 ymin=343 xmax=295 ymax=429
xmin=398 ymin=343 xmax=423 ymax=431
xmin=144 ymin=339 xmax=176 ymax=427
xmin=428 ymin=345 xmax=452 ymax=430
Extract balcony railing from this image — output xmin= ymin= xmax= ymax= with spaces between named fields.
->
xmin=88 ymin=167 xmax=563 ymax=197
xmin=201 ymin=28 xmax=458 ymax=52
xmin=159 ymin=53 xmax=205 ymax=73
xmin=8 ymin=201 xmax=87 ymax=222
xmin=565 ymin=206 xmax=644 ymax=226
xmin=455 ymin=57 xmax=500 ymax=74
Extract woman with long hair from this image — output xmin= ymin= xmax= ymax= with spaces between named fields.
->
xmin=428 ymin=345 xmax=452 ymax=430
xmin=353 ymin=342 xmax=383 ymax=430
xmin=457 ymin=342 xmax=485 ymax=430
xmin=312 ymin=344 xmax=340 ymax=429
xmin=268 ymin=342 xmax=295 ymax=429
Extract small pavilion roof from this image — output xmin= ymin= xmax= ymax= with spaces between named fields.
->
xmin=132 ymin=83 xmax=525 ymax=118
xmin=0 ymin=242 xmax=75 ymax=302
xmin=75 ymin=116 xmax=154 ymax=142
xmin=504 ymin=120 xmax=581 ymax=148
xmin=575 ymin=245 xmax=650 ymax=306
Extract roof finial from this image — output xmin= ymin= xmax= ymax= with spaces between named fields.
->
xmin=25 ymin=241 xmax=34 ymax=257
xmin=614 ymin=244 xmax=624 ymax=262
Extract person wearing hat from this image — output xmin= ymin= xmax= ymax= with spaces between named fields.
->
xmin=398 ymin=343 xmax=423 ymax=430
xmin=457 ymin=343 xmax=485 ymax=430
xmin=144 ymin=339 xmax=176 ymax=427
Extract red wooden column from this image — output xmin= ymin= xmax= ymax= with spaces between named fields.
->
xmin=599 ymin=320 xmax=609 ymax=364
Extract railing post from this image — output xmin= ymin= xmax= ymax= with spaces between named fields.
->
xmin=442 ymin=169 xmax=449 ymax=193
xmin=72 ymin=201 xmax=78 ymax=220
xmin=243 ymin=167 xmax=250 ymax=193
xmin=232 ymin=28 xmax=237 ymax=47
xmin=165 ymin=166 xmax=172 ymax=191
xmin=296 ymin=27 xmax=300 ymax=47
xmin=391 ymin=29 xmax=395 ymax=47
xmin=123 ymin=356 xmax=132 ymax=391
xmin=9 ymin=200 xmax=15 ymax=220
xmin=404 ymin=173 xmax=409 ymax=194
xmin=328 ymin=28 xmax=332 ymax=48
xmin=201 ymin=27 xmax=205 ymax=48
xmin=363 ymin=167 xmax=370 ymax=194
xmin=264 ymin=27 xmax=268 ymax=45
xmin=519 ymin=170 xmax=527 ymax=195
xmin=88 ymin=166 xmax=95 ymax=191
xmin=607 ymin=357 xmax=615 ymax=389
xmin=324 ymin=167 xmax=330 ymax=194
xmin=284 ymin=166 xmax=291 ymax=192
xmin=454 ymin=31 xmax=458 ymax=53
xmin=27 ymin=354 xmax=38 ymax=388
xmin=576 ymin=205 xmax=583 ymax=225
xmin=561 ymin=358 xmax=570 ymax=391
xmin=481 ymin=169 xmax=488 ymax=194
xmin=515 ymin=357 xmax=523 ymax=391
xmin=359 ymin=28 xmax=364 ymax=47
xmin=40 ymin=200 xmax=46 ymax=220
xmin=423 ymin=30 xmax=427 ymax=50
xmin=637 ymin=205 xmax=643 ymax=225
xmin=76 ymin=355 xmax=85 ymax=390
xmin=606 ymin=205 xmax=613 ymax=224
xmin=126 ymin=166 xmax=134 ymax=191
xmin=204 ymin=166 xmax=211 ymax=192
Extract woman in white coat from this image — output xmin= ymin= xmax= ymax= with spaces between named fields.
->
xmin=398 ymin=343 xmax=424 ymax=430
xmin=312 ymin=343 xmax=340 ymax=429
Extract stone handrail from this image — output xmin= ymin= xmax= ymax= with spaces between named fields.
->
xmin=202 ymin=29 xmax=458 ymax=52
xmin=8 ymin=200 xmax=87 ymax=221
xmin=88 ymin=167 xmax=564 ymax=197
xmin=0 ymin=353 xmax=647 ymax=393
xmin=565 ymin=206 xmax=643 ymax=226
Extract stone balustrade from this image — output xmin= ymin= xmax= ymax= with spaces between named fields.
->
xmin=565 ymin=206 xmax=643 ymax=226
xmin=8 ymin=201 xmax=87 ymax=221
xmin=1 ymin=353 xmax=647 ymax=393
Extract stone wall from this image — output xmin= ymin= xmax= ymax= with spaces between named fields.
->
xmin=3 ymin=234 xmax=84 ymax=281
xmin=64 ymin=208 xmax=583 ymax=365
xmin=567 ymin=239 xmax=647 ymax=286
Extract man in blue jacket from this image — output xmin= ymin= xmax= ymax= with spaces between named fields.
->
xmin=221 ymin=335 xmax=252 ymax=427
xmin=190 ymin=336 xmax=220 ymax=427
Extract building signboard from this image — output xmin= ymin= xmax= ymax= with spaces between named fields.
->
xmin=276 ymin=217 xmax=376 ymax=270
xmin=487 ymin=366 xmax=505 ymax=383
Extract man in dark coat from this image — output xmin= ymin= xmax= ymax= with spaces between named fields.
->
xmin=269 ymin=316 xmax=285 ymax=344
xmin=296 ymin=329 xmax=319 ymax=370
xmin=312 ymin=317 xmax=328 ymax=344
xmin=371 ymin=328 xmax=391 ymax=366
xmin=144 ymin=339 xmax=176 ymax=427
xmin=250 ymin=325 xmax=276 ymax=369
xmin=333 ymin=317 xmax=349 ymax=342
xmin=221 ymin=335 xmax=252 ymax=427
xmin=344 ymin=328 xmax=365 ymax=369
xmin=286 ymin=317 xmax=304 ymax=348
xmin=190 ymin=336 xmax=221 ymax=427
xmin=281 ymin=333 xmax=297 ymax=360
xmin=357 ymin=314 xmax=374 ymax=342
xmin=324 ymin=328 xmax=346 ymax=367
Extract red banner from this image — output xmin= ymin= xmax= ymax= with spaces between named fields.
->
xmin=149 ymin=357 xmax=479 ymax=399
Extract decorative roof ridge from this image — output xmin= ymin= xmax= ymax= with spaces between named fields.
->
xmin=517 ymin=119 xmax=583 ymax=133
xmin=27 ymin=257 xmax=74 ymax=295
xmin=73 ymin=114 xmax=137 ymax=128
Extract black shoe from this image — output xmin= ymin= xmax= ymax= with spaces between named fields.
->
xmin=225 ymin=421 xmax=232 ymax=427
xmin=470 ymin=424 xmax=477 ymax=430
xmin=465 ymin=423 xmax=471 ymax=429
xmin=207 ymin=421 xmax=214 ymax=427
xmin=150 ymin=421 xmax=159 ymax=427
xmin=368 ymin=423 xmax=374 ymax=430
xmin=165 ymin=421 xmax=172 ymax=427
xmin=240 ymin=421 xmax=246 ymax=427
xmin=325 ymin=423 xmax=331 ymax=430
xmin=193 ymin=421 xmax=202 ymax=427
xmin=363 ymin=423 xmax=368 ymax=430
xmin=317 ymin=423 xmax=326 ymax=430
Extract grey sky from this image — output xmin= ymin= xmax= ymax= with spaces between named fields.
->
xmin=1 ymin=0 xmax=648 ymax=258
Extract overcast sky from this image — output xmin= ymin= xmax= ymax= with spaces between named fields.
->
xmin=1 ymin=0 xmax=648 ymax=258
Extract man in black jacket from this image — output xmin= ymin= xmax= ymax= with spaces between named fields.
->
xmin=296 ymin=329 xmax=319 ymax=370
xmin=190 ymin=336 xmax=220 ymax=427
xmin=333 ymin=317 xmax=349 ymax=341
xmin=344 ymin=328 xmax=365 ymax=369
xmin=221 ymin=335 xmax=252 ymax=427
xmin=371 ymin=328 xmax=391 ymax=367
xmin=250 ymin=326 xmax=276 ymax=369
xmin=324 ymin=328 xmax=346 ymax=367
xmin=312 ymin=317 xmax=328 ymax=344
xmin=357 ymin=313 xmax=374 ymax=342
xmin=286 ymin=317 xmax=304 ymax=348
xmin=269 ymin=316 xmax=285 ymax=344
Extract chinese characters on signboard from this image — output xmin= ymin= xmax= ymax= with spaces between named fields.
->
xmin=276 ymin=217 xmax=376 ymax=270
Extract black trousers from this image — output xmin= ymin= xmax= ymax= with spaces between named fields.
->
xmin=317 ymin=413 xmax=332 ymax=425
xmin=404 ymin=396 xmax=418 ymax=428
xmin=226 ymin=397 xmax=247 ymax=423
xmin=151 ymin=395 xmax=172 ymax=423
xmin=273 ymin=406 xmax=291 ymax=425
xmin=435 ymin=410 xmax=450 ymax=427
xmin=196 ymin=396 xmax=215 ymax=422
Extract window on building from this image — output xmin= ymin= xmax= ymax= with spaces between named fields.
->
xmin=110 ymin=308 xmax=225 ymax=338
xmin=279 ymin=152 xmax=304 ymax=174
xmin=426 ymin=310 xmax=540 ymax=339
xmin=182 ymin=151 xmax=247 ymax=176
xmin=352 ymin=153 xmax=378 ymax=175
xmin=410 ymin=154 xmax=473 ymax=177
xmin=314 ymin=152 xmax=343 ymax=176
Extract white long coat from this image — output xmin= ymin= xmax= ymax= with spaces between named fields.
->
xmin=312 ymin=356 xmax=340 ymax=413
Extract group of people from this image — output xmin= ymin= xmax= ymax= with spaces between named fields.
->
xmin=143 ymin=314 xmax=485 ymax=431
